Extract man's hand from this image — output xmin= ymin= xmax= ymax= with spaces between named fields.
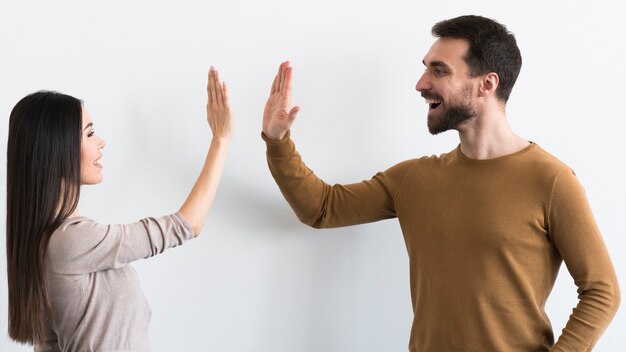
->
xmin=263 ymin=61 xmax=300 ymax=140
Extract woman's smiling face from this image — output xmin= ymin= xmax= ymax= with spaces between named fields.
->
xmin=80 ymin=108 xmax=106 ymax=185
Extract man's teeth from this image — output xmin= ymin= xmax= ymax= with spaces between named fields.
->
xmin=425 ymin=98 xmax=442 ymax=104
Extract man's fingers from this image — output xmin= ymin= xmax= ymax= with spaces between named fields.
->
xmin=273 ymin=62 xmax=285 ymax=94
xmin=271 ymin=72 xmax=279 ymax=95
xmin=287 ymin=106 xmax=300 ymax=122
xmin=284 ymin=66 xmax=293 ymax=94
xmin=280 ymin=61 xmax=290 ymax=92
xmin=277 ymin=62 xmax=285 ymax=93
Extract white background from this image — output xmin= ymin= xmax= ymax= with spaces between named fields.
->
xmin=1 ymin=0 xmax=624 ymax=351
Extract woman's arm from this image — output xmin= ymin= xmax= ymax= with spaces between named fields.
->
xmin=47 ymin=69 xmax=233 ymax=274
xmin=179 ymin=67 xmax=233 ymax=235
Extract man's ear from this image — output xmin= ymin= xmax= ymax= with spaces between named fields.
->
xmin=479 ymin=72 xmax=500 ymax=97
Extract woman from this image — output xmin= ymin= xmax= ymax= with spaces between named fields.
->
xmin=6 ymin=67 xmax=232 ymax=351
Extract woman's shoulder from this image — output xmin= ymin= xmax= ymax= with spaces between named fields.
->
xmin=46 ymin=213 xmax=194 ymax=274
xmin=47 ymin=216 xmax=109 ymax=258
xmin=46 ymin=216 xmax=107 ymax=274
xmin=50 ymin=216 xmax=97 ymax=241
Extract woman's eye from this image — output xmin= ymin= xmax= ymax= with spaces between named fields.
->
xmin=88 ymin=130 xmax=95 ymax=137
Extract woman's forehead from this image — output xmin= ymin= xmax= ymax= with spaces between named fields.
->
xmin=81 ymin=107 xmax=93 ymax=125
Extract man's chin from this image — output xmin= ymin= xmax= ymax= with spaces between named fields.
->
xmin=427 ymin=108 xmax=476 ymax=135
xmin=427 ymin=115 xmax=451 ymax=135
xmin=428 ymin=126 xmax=453 ymax=135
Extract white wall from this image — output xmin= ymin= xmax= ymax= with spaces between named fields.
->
xmin=1 ymin=0 xmax=624 ymax=351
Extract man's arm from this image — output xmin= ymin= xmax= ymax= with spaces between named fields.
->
xmin=262 ymin=61 xmax=412 ymax=228
xmin=548 ymin=170 xmax=620 ymax=351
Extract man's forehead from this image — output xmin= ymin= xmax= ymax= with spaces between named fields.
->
xmin=422 ymin=37 xmax=469 ymax=66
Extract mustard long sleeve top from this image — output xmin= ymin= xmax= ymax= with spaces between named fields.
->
xmin=264 ymin=131 xmax=620 ymax=352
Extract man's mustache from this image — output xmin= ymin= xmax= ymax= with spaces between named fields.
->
xmin=420 ymin=91 xmax=443 ymax=100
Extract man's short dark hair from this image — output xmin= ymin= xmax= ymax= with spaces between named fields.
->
xmin=432 ymin=15 xmax=522 ymax=103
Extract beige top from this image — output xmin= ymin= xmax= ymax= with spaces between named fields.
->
xmin=264 ymin=131 xmax=620 ymax=352
xmin=35 ymin=213 xmax=194 ymax=352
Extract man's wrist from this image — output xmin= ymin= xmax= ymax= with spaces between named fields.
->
xmin=262 ymin=130 xmax=290 ymax=143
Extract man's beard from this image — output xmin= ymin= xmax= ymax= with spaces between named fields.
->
xmin=427 ymin=104 xmax=477 ymax=135
xmin=425 ymin=87 xmax=477 ymax=135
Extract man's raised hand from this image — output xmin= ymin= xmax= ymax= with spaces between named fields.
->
xmin=262 ymin=61 xmax=300 ymax=140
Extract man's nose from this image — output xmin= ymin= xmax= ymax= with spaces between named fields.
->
xmin=415 ymin=73 xmax=430 ymax=92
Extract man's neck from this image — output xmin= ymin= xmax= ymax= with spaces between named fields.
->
xmin=457 ymin=110 xmax=529 ymax=160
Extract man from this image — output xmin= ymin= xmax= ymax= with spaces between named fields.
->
xmin=261 ymin=15 xmax=620 ymax=351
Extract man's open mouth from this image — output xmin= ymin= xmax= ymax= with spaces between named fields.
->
xmin=425 ymin=98 xmax=442 ymax=110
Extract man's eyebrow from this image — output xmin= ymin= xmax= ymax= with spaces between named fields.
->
xmin=83 ymin=122 xmax=93 ymax=131
xmin=422 ymin=60 xmax=451 ymax=70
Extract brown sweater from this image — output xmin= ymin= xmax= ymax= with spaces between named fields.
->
xmin=263 ymin=131 xmax=620 ymax=352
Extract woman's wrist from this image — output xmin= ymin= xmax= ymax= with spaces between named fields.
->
xmin=210 ymin=135 xmax=233 ymax=145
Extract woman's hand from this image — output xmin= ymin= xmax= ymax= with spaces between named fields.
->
xmin=178 ymin=67 xmax=233 ymax=236
xmin=207 ymin=67 xmax=234 ymax=141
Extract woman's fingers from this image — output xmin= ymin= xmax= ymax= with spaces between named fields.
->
xmin=210 ymin=67 xmax=219 ymax=105
xmin=222 ymin=82 xmax=230 ymax=107
xmin=205 ymin=67 xmax=233 ymax=115
xmin=214 ymin=69 xmax=224 ymax=107
xmin=207 ymin=69 xmax=213 ymax=106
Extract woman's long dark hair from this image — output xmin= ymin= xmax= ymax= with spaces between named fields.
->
xmin=6 ymin=91 xmax=83 ymax=344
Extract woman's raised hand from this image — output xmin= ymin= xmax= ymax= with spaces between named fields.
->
xmin=178 ymin=67 xmax=232 ymax=235
xmin=207 ymin=67 xmax=234 ymax=140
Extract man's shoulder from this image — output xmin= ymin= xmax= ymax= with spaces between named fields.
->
xmin=387 ymin=151 xmax=450 ymax=170
xmin=526 ymin=143 xmax=571 ymax=176
xmin=411 ymin=146 xmax=462 ymax=168
xmin=409 ymin=147 xmax=457 ymax=164
xmin=377 ymin=151 xmax=455 ymax=183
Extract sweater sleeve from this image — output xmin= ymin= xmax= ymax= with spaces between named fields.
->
xmin=263 ymin=131 xmax=412 ymax=228
xmin=548 ymin=170 xmax=620 ymax=351
xmin=47 ymin=212 xmax=195 ymax=275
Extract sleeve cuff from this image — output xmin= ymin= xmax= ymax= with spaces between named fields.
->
xmin=261 ymin=130 xmax=295 ymax=158
xmin=173 ymin=212 xmax=196 ymax=239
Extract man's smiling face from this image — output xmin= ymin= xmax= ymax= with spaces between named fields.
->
xmin=415 ymin=37 xmax=481 ymax=135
